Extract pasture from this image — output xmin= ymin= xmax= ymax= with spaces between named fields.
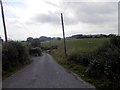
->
xmin=41 ymin=38 xmax=109 ymax=53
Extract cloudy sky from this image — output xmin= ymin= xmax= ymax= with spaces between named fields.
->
xmin=0 ymin=0 xmax=119 ymax=40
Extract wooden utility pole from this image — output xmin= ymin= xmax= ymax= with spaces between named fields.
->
xmin=0 ymin=0 xmax=7 ymax=42
xmin=61 ymin=13 xmax=67 ymax=56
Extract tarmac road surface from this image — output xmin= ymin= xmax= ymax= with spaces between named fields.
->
xmin=3 ymin=53 xmax=95 ymax=88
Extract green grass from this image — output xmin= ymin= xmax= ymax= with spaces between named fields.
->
xmin=42 ymin=38 xmax=109 ymax=53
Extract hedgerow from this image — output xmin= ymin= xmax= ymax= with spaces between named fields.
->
xmin=2 ymin=41 xmax=30 ymax=77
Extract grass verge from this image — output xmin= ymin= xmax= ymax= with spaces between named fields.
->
xmin=52 ymin=52 xmax=112 ymax=90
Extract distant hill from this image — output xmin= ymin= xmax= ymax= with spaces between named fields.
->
xmin=26 ymin=34 xmax=117 ymax=43
xmin=39 ymin=36 xmax=52 ymax=42
xmin=67 ymin=34 xmax=112 ymax=39
xmin=27 ymin=36 xmax=62 ymax=43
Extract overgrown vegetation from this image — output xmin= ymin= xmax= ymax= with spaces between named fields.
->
xmin=42 ymin=37 xmax=120 ymax=89
xmin=85 ymin=36 xmax=120 ymax=89
xmin=2 ymin=41 xmax=31 ymax=79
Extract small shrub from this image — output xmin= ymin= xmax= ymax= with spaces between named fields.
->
xmin=29 ymin=47 xmax=42 ymax=56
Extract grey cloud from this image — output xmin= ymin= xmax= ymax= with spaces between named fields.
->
xmin=45 ymin=1 xmax=60 ymax=8
xmin=30 ymin=2 xmax=117 ymax=26
xmin=73 ymin=2 xmax=117 ymax=14
xmin=32 ymin=12 xmax=77 ymax=25
xmin=62 ymin=2 xmax=118 ymax=25
xmin=33 ymin=12 xmax=60 ymax=24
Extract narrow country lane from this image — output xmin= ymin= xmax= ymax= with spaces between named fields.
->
xmin=3 ymin=53 xmax=95 ymax=88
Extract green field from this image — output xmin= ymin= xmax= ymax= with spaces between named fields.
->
xmin=41 ymin=38 xmax=109 ymax=53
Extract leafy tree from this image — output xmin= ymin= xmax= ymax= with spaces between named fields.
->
xmin=31 ymin=38 xmax=41 ymax=47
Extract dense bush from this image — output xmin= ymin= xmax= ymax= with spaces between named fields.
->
xmin=29 ymin=47 xmax=42 ymax=56
xmin=2 ymin=41 xmax=30 ymax=76
xmin=86 ymin=36 xmax=120 ymax=88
